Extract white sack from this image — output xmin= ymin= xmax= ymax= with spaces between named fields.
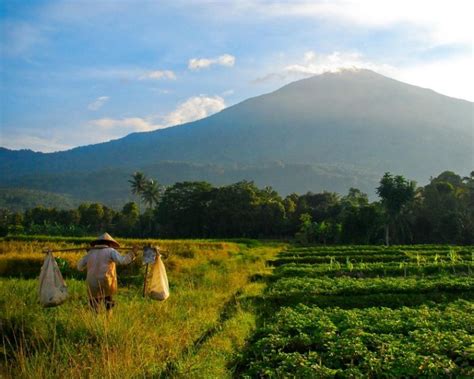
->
xmin=39 ymin=252 xmax=68 ymax=307
xmin=148 ymin=255 xmax=169 ymax=301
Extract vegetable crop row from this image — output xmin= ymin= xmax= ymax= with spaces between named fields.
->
xmin=267 ymin=275 xmax=474 ymax=297
xmin=286 ymin=245 xmax=473 ymax=252
xmin=239 ymin=301 xmax=474 ymax=378
xmin=273 ymin=262 xmax=473 ymax=279
xmin=271 ymin=255 xmax=408 ymax=266
xmin=271 ymin=253 xmax=472 ymax=266
xmin=265 ymin=291 xmax=474 ymax=310
xmin=278 ymin=249 xmax=473 ymax=258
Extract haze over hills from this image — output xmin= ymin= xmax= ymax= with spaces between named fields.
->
xmin=1 ymin=69 xmax=472 ymax=208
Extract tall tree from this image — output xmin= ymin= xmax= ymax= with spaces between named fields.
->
xmin=342 ymin=187 xmax=369 ymax=208
xmin=141 ymin=179 xmax=161 ymax=209
xmin=128 ymin=172 xmax=147 ymax=210
xmin=78 ymin=203 xmax=106 ymax=232
xmin=156 ymin=181 xmax=213 ymax=237
xmin=115 ymin=202 xmax=140 ymax=237
xmin=376 ymin=173 xmax=416 ymax=245
xmin=413 ymin=171 xmax=474 ymax=244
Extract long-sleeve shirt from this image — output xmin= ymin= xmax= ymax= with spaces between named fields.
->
xmin=77 ymin=245 xmax=135 ymax=297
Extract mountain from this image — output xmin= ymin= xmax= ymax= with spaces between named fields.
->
xmin=0 ymin=188 xmax=81 ymax=212
xmin=1 ymin=69 xmax=472 ymax=207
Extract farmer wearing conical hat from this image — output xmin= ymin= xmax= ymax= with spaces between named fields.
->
xmin=77 ymin=233 xmax=137 ymax=312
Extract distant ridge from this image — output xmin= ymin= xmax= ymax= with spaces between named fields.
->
xmin=0 ymin=188 xmax=81 ymax=212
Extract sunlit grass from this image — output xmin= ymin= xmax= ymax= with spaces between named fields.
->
xmin=0 ymin=239 xmax=284 ymax=378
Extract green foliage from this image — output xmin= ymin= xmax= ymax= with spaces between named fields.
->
xmin=128 ymin=171 xmax=163 ymax=210
xmin=157 ymin=180 xmax=287 ymax=238
xmin=156 ymin=181 xmax=214 ymax=237
xmin=377 ymin=173 xmax=416 ymax=216
xmin=237 ymin=243 xmax=474 ymax=377
xmin=377 ymin=172 xmax=416 ymax=245
xmin=274 ymin=262 xmax=473 ymax=279
xmin=412 ymin=171 xmax=474 ymax=244
xmin=128 ymin=172 xmax=147 ymax=197
xmin=295 ymin=213 xmax=341 ymax=245
xmin=114 ymin=202 xmax=140 ymax=237
xmin=241 ymin=302 xmax=473 ymax=378
xmin=1 ymin=170 xmax=473 ymax=244
xmin=268 ymin=275 xmax=474 ymax=298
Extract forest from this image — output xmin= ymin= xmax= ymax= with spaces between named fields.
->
xmin=1 ymin=170 xmax=472 ymax=245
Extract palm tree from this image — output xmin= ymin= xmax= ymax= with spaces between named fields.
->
xmin=129 ymin=172 xmax=147 ymax=196
xmin=141 ymin=179 xmax=161 ymax=209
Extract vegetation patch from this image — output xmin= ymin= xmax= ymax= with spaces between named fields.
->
xmin=0 ymin=239 xmax=284 ymax=378
xmin=237 ymin=244 xmax=474 ymax=377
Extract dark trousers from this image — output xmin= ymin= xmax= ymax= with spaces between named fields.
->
xmin=89 ymin=296 xmax=115 ymax=312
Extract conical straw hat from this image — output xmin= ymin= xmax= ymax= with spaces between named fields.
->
xmin=90 ymin=232 xmax=120 ymax=248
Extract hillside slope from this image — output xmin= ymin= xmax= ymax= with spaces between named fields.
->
xmin=1 ymin=69 xmax=472 ymax=206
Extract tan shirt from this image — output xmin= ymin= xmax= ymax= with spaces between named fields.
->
xmin=77 ymin=245 xmax=135 ymax=297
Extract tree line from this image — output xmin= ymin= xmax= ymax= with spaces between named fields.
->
xmin=0 ymin=170 xmax=472 ymax=245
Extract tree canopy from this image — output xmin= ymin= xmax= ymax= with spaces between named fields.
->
xmin=1 ymin=170 xmax=472 ymax=245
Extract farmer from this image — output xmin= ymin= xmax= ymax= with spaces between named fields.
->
xmin=77 ymin=233 xmax=137 ymax=312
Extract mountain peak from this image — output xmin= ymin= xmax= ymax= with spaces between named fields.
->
xmin=321 ymin=67 xmax=378 ymax=76
xmin=308 ymin=68 xmax=386 ymax=80
xmin=275 ymin=68 xmax=392 ymax=93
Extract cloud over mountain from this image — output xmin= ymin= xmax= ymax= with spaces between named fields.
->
xmin=87 ymin=95 xmax=226 ymax=141
xmin=164 ymin=95 xmax=226 ymax=125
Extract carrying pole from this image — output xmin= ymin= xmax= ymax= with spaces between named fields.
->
xmin=143 ymin=264 xmax=149 ymax=297
xmin=43 ymin=247 xmax=135 ymax=253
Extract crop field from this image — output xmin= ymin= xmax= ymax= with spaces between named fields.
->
xmin=1 ymin=241 xmax=473 ymax=378
xmin=237 ymin=245 xmax=474 ymax=378
xmin=0 ymin=237 xmax=283 ymax=378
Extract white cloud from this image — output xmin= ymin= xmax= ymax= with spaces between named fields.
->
xmin=163 ymin=95 xmax=226 ymax=125
xmin=139 ymin=70 xmax=177 ymax=80
xmin=188 ymin=54 xmax=236 ymax=70
xmin=285 ymin=51 xmax=395 ymax=76
xmin=218 ymin=54 xmax=236 ymax=66
xmin=87 ymin=96 xmax=110 ymax=111
xmin=231 ymin=0 xmax=473 ymax=46
xmin=90 ymin=117 xmax=156 ymax=132
xmin=87 ymin=95 xmax=226 ymax=144
xmin=253 ymin=50 xmax=396 ymax=83
xmin=254 ymin=49 xmax=474 ymax=101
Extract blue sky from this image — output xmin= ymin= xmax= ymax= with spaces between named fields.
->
xmin=1 ymin=0 xmax=472 ymax=152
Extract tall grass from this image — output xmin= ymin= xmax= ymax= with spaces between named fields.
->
xmin=1 ymin=239 xmax=284 ymax=378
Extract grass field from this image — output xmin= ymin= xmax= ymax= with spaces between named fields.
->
xmin=0 ymin=237 xmax=284 ymax=378
xmin=1 ymin=240 xmax=473 ymax=378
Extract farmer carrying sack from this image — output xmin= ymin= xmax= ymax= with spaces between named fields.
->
xmin=39 ymin=251 xmax=68 ymax=307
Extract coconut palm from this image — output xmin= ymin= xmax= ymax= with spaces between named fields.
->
xmin=141 ymin=179 xmax=161 ymax=209
xmin=128 ymin=172 xmax=147 ymax=196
